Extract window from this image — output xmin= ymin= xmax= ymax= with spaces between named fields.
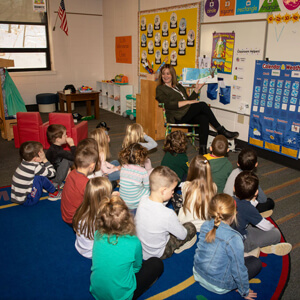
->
xmin=0 ymin=1 xmax=51 ymax=72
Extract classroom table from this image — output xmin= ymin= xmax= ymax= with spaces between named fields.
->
xmin=58 ymin=91 xmax=100 ymax=119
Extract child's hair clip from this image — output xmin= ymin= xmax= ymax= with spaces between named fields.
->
xmin=203 ymin=160 xmax=208 ymax=164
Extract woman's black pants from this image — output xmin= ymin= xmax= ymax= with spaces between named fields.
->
xmin=179 ymin=102 xmax=221 ymax=146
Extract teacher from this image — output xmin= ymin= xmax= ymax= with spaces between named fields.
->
xmin=155 ymin=64 xmax=239 ymax=154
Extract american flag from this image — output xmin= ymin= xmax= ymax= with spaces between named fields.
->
xmin=58 ymin=0 xmax=68 ymax=35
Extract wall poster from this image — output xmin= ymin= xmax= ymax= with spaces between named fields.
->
xmin=211 ymin=32 xmax=235 ymax=75
xmin=249 ymin=60 xmax=300 ymax=159
xmin=138 ymin=3 xmax=200 ymax=77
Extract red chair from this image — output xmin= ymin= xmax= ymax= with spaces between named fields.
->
xmin=44 ymin=113 xmax=88 ymax=149
xmin=13 ymin=112 xmax=48 ymax=148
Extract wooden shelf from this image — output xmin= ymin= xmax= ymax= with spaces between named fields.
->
xmin=136 ymin=80 xmax=165 ymax=141
xmin=0 ymin=58 xmax=16 ymax=141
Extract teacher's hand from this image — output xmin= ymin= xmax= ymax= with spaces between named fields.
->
xmin=194 ymin=81 xmax=205 ymax=93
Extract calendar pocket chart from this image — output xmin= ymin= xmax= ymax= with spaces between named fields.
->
xmin=249 ymin=60 xmax=300 ymax=159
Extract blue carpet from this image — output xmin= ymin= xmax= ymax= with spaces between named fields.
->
xmin=0 ymin=186 xmax=290 ymax=300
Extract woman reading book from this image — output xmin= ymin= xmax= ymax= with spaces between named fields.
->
xmin=155 ymin=64 xmax=238 ymax=154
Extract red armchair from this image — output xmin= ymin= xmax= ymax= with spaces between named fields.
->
xmin=13 ymin=112 xmax=48 ymax=148
xmin=44 ymin=113 xmax=88 ymax=149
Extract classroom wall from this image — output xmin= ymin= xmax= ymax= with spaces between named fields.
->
xmin=10 ymin=0 xmax=104 ymax=106
xmin=102 ymin=0 xmax=300 ymax=142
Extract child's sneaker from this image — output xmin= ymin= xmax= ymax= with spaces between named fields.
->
xmin=174 ymin=235 xmax=197 ymax=254
xmin=58 ymin=182 xmax=65 ymax=189
xmin=244 ymin=247 xmax=261 ymax=258
xmin=260 ymin=243 xmax=292 ymax=256
xmin=48 ymin=190 xmax=62 ymax=201
xmin=260 ymin=209 xmax=273 ymax=218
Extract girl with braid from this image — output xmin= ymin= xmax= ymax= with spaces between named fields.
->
xmin=193 ymin=194 xmax=261 ymax=300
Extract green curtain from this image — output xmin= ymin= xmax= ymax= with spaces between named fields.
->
xmin=3 ymin=69 xmax=27 ymax=116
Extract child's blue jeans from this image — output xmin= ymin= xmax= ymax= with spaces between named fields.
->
xmin=23 ymin=176 xmax=56 ymax=206
xmin=107 ymin=160 xmax=120 ymax=182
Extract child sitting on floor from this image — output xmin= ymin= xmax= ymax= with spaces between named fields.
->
xmin=46 ymin=124 xmax=76 ymax=188
xmin=90 ymin=195 xmax=164 ymax=300
xmin=224 ymin=148 xmax=274 ymax=214
xmin=161 ymin=130 xmax=189 ymax=182
xmin=233 ymin=171 xmax=292 ymax=256
xmin=90 ymin=127 xmax=120 ymax=181
xmin=204 ymin=135 xmax=232 ymax=193
xmin=11 ymin=141 xmax=60 ymax=205
xmin=119 ymin=143 xmax=150 ymax=212
xmin=135 ymin=166 xmax=197 ymax=260
xmin=73 ymin=177 xmax=113 ymax=258
xmin=61 ymin=139 xmax=98 ymax=226
xmin=177 ymin=155 xmax=217 ymax=231
xmin=193 ymin=193 xmax=261 ymax=298
xmin=122 ymin=123 xmax=157 ymax=172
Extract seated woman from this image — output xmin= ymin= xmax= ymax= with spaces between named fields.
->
xmin=155 ymin=64 xmax=239 ymax=154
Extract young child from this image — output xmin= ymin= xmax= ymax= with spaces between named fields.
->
xmin=90 ymin=127 xmax=120 ymax=181
xmin=233 ymin=171 xmax=292 ymax=256
xmin=224 ymin=148 xmax=275 ymax=214
xmin=122 ymin=123 xmax=158 ymax=151
xmin=61 ymin=139 xmax=98 ymax=226
xmin=73 ymin=177 xmax=112 ymax=258
xmin=193 ymin=193 xmax=261 ymax=298
xmin=135 ymin=166 xmax=197 ymax=260
xmin=161 ymin=130 xmax=189 ymax=182
xmin=46 ymin=124 xmax=76 ymax=188
xmin=11 ymin=141 xmax=61 ymax=205
xmin=119 ymin=143 xmax=151 ymax=211
xmin=178 ymin=155 xmax=217 ymax=232
xmin=122 ymin=123 xmax=157 ymax=172
xmin=90 ymin=195 xmax=164 ymax=300
xmin=75 ymin=138 xmax=101 ymax=177
xmin=204 ymin=135 xmax=232 ymax=193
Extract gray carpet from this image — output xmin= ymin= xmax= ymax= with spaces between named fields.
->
xmin=0 ymin=106 xmax=299 ymax=299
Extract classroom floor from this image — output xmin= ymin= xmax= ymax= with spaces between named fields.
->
xmin=0 ymin=106 xmax=299 ymax=300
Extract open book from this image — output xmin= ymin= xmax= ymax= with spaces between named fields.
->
xmin=181 ymin=67 xmax=218 ymax=85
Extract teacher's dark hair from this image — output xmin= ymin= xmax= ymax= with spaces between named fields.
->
xmin=158 ymin=64 xmax=177 ymax=87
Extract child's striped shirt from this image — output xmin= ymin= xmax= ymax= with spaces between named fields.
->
xmin=11 ymin=160 xmax=56 ymax=203
xmin=119 ymin=164 xmax=150 ymax=209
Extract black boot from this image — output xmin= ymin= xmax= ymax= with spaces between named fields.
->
xmin=218 ymin=126 xmax=239 ymax=139
xmin=199 ymin=145 xmax=208 ymax=155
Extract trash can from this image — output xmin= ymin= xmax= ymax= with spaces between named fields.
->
xmin=36 ymin=93 xmax=58 ymax=113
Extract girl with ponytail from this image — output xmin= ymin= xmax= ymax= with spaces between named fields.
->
xmin=193 ymin=194 xmax=261 ymax=300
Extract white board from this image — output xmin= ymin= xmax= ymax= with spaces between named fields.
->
xmin=199 ymin=20 xmax=267 ymax=115
xmin=266 ymin=20 xmax=300 ymax=62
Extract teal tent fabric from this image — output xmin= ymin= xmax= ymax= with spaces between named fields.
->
xmin=3 ymin=69 xmax=26 ymax=116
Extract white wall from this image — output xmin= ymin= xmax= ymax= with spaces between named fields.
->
xmin=10 ymin=0 xmax=104 ymax=105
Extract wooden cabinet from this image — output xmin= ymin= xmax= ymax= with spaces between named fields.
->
xmin=136 ymin=79 xmax=165 ymax=141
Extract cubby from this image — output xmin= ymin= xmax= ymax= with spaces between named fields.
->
xmin=96 ymin=81 xmax=133 ymax=116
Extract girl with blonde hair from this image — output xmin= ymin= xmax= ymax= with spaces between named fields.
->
xmin=193 ymin=193 xmax=261 ymax=299
xmin=73 ymin=176 xmax=114 ymax=258
xmin=90 ymin=127 xmax=120 ymax=181
xmin=90 ymin=195 xmax=164 ymax=300
xmin=122 ymin=123 xmax=157 ymax=172
xmin=177 ymin=155 xmax=217 ymax=231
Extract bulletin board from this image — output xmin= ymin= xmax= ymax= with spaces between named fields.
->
xmin=199 ymin=20 xmax=267 ymax=115
xmin=138 ymin=3 xmax=200 ymax=77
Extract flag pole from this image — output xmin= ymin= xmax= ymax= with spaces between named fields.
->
xmin=53 ymin=12 xmax=59 ymax=31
